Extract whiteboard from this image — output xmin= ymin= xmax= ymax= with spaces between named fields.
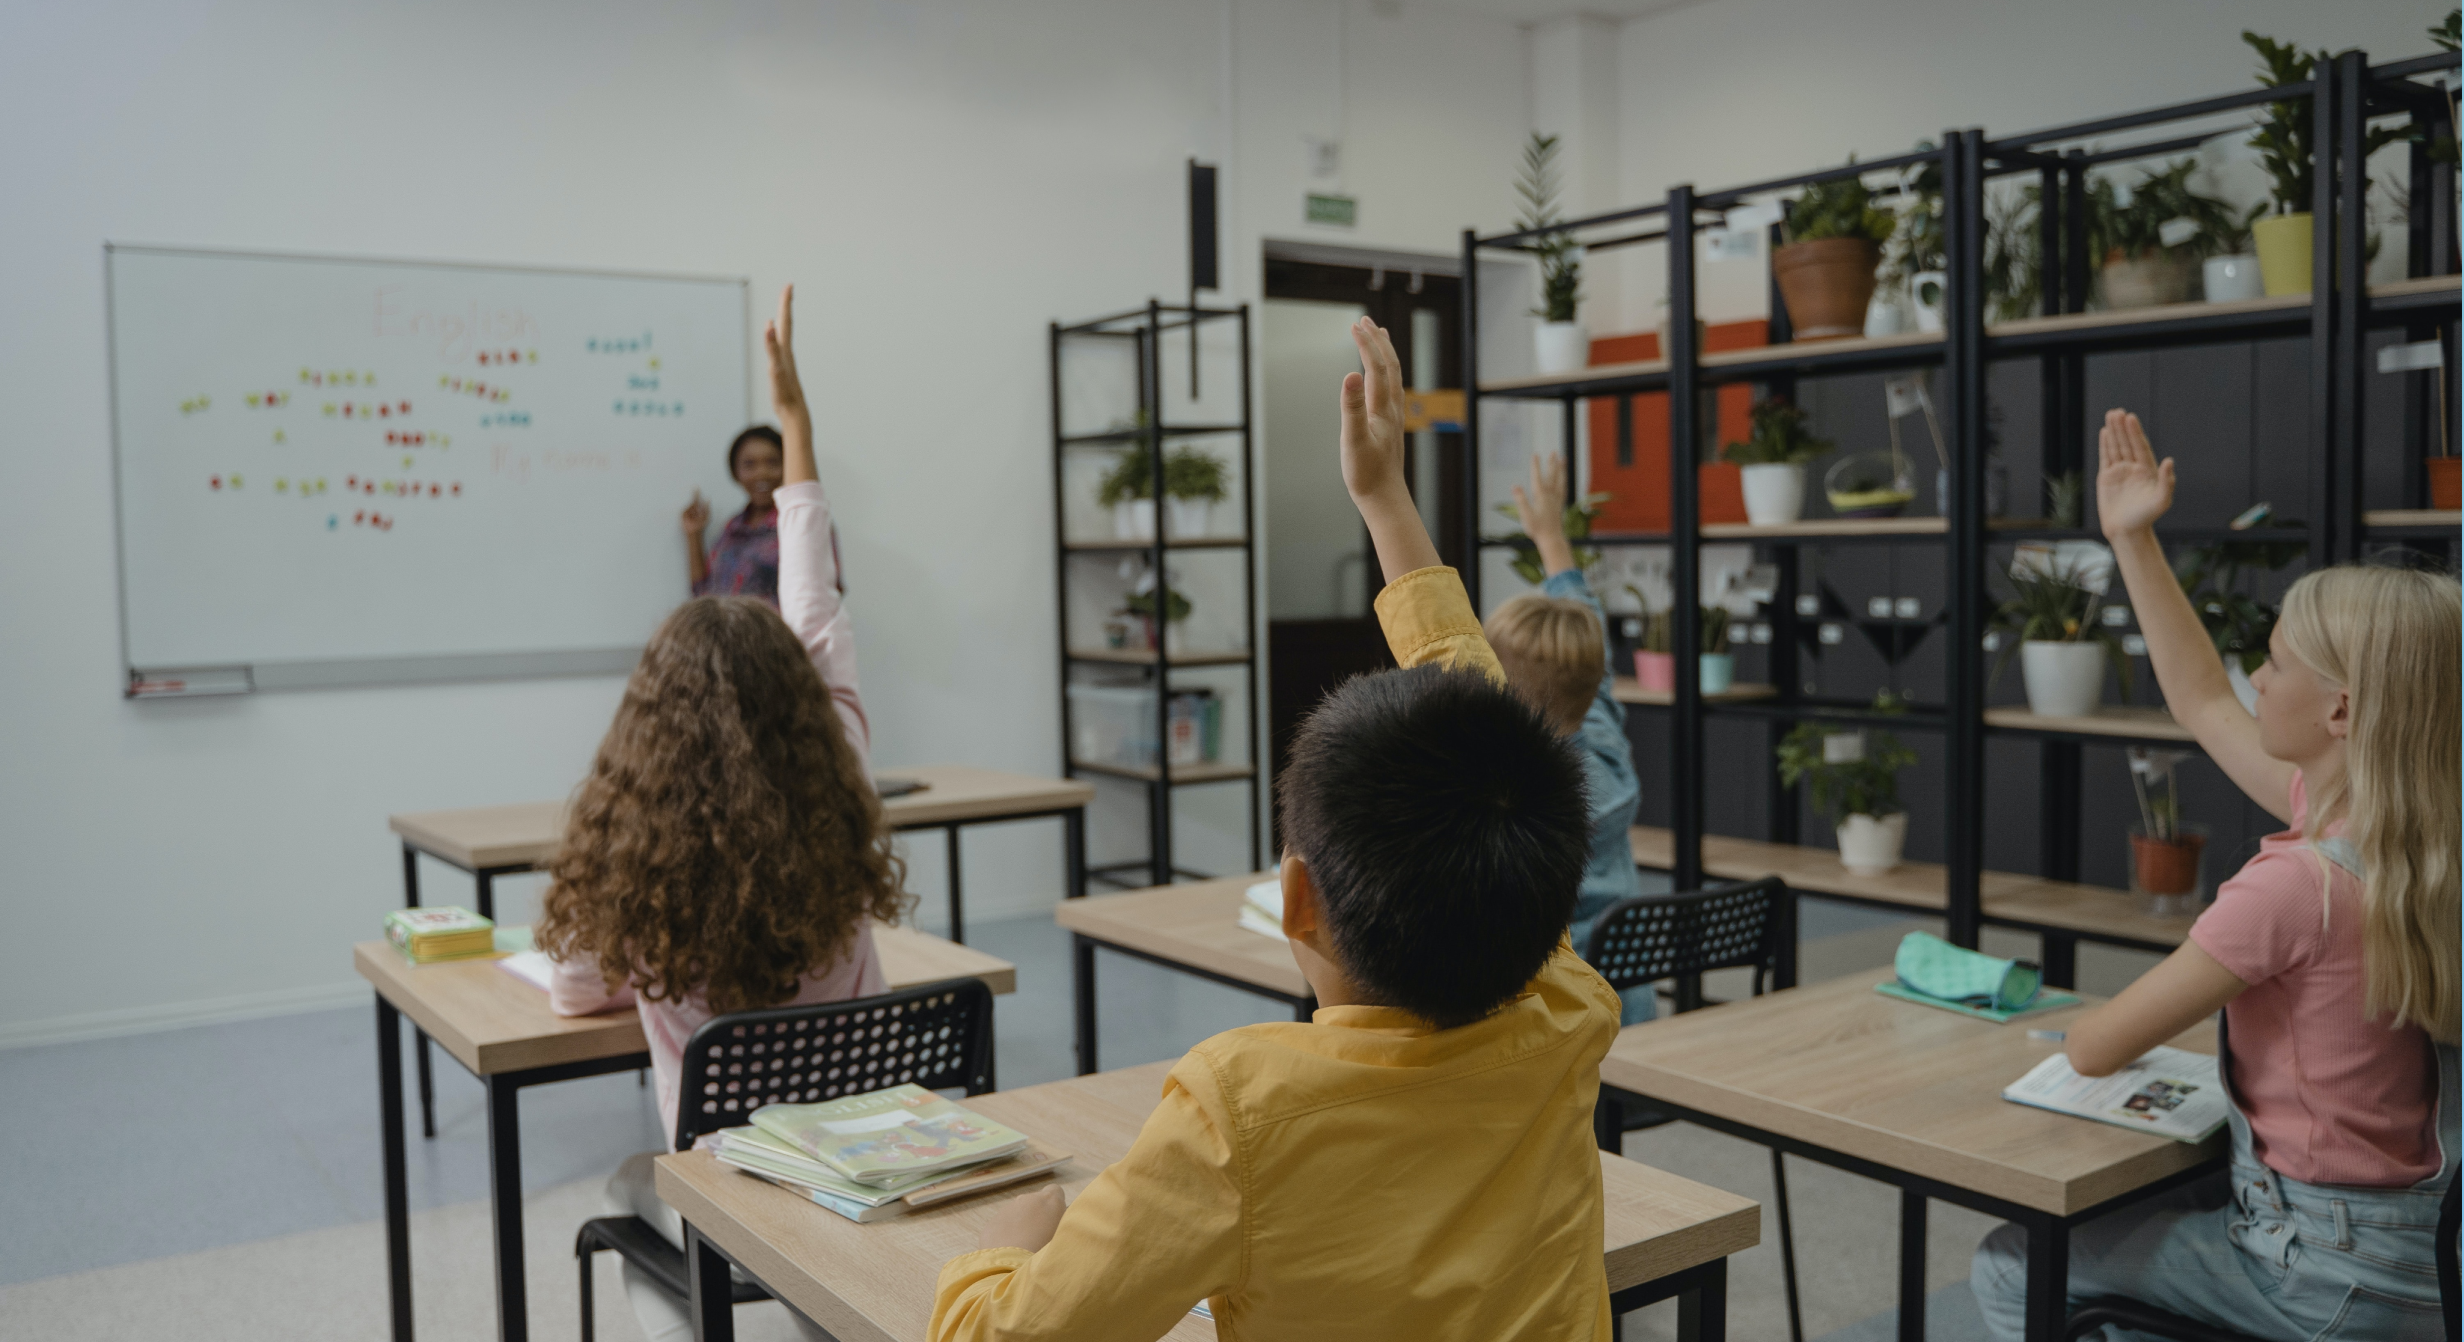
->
xmin=107 ymin=246 xmax=749 ymax=694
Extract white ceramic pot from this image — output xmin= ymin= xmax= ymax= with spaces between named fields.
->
xmin=1906 ymin=270 xmax=1947 ymax=333
xmin=1112 ymin=499 xmax=1156 ymax=541
xmin=2228 ymin=661 xmax=2258 ymax=713
xmin=1165 ymin=497 xmax=1212 ymax=538
xmin=1864 ymin=295 xmax=1907 ymax=337
xmin=1837 ymin=812 xmax=1908 ymax=876
xmin=2020 ymin=640 xmax=2106 ymax=718
xmin=1533 ymin=321 xmax=1588 ymax=375
xmin=2203 ymin=255 xmax=2264 ymax=303
xmin=1738 ymin=463 xmax=1807 ymax=526
xmin=1699 ymin=653 xmax=1734 ymax=694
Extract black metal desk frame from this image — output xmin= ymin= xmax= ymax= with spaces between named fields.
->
xmin=1068 ymin=931 xmax=1315 ymax=1076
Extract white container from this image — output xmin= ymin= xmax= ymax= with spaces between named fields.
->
xmin=1864 ymin=294 xmax=1907 ymax=336
xmin=1837 ymin=812 xmax=1908 ymax=875
xmin=2203 ymin=254 xmax=2264 ymax=303
xmin=2020 ymin=640 xmax=2106 ymax=718
xmin=1165 ymin=497 xmax=1212 ymax=538
xmin=1066 ymin=683 xmax=1159 ymax=768
xmin=1533 ymin=321 xmax=1588 ymax=375
xmin=1699 ymin=653 xmax=1734 ymax=694
xmin=1738 ymin=463 xmax=1807 ymax=526
xmin=1112 ymin=499 xmax=1155 ymax=541
xmin=1907 ymin=270 xmax=1947 ymax=333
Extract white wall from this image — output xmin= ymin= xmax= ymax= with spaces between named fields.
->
xmin=1609 ymin=0 xmax=2444 ymax=326
xmin=0 ymin=0 xmax=1540 ymax=1045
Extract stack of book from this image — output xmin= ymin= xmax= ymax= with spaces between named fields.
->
xmin=1236 ymin=878 xmax=1284 ymax=941
xmin=709 ymin=1084 xmax=1071 ymax=1224
xmin=384 ymin=906 xmax=497 ymax=964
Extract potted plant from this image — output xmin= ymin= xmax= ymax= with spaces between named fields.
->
xmin=2175 ymin=531 xmax=2304 ymax=710
xmin=1162 ymin=446 xmax=1228 ymax=537
xmin=1824 ymin=451 xmax=1915 ymax=519
xmin=1495 ymin=491 xmax=1609 ymax=584
xmin=1773 ymin=167 xmax=1896 ymax=340
xmin=1882 ymin=148 xmax=1948 ymax=332
xmin=1121 ymin=575 xmax=1192 ymax=655
xmin=1720 ymin=395 xmax=1831 ymax=525
xmin=1699 ymin=606 xmax=1735 ymax=695
xmin=1097 ymin=446 xmax=1156 ymax=540
xmin=2200 ymin=202 xmax=2268 ymax=302
xmin=2243 ymin=32 xmax=2411 ymax=296
xmin=1777 ymin=696 xmax=1921 ymax=875
xmin=1992 ymin=547 xmax=2132 ymax=719
xmin=2087 ymin=159 xmax=2239 ymax=309
xmin=2126 ymin=748 xmax=2208 ymax=916
xmin=1624 ymin=596 xmax=1674 ymax=691
xmin=1515 ymin=133 xmax=1587 ymax=374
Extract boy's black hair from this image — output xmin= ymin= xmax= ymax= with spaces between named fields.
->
xmin=1276 ymin=664 xmax=1592 ymax=1029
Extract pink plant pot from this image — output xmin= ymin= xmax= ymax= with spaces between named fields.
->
xmin=1634 ymin=650 xmax=1676 ymax=692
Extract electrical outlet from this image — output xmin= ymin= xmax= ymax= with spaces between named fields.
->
xmin=1867 ymin=597 xmax=1893 ymax=618
xmin=1796 ymin=595 xmax=1821 ymax=617
xmin=2102 ymin=606 xmax=2131 ymax=627
xmin=1894 ymin=597 xmax=1921 ymax=619
xmin=1819 ymin=623 xmax=1845 ymax=645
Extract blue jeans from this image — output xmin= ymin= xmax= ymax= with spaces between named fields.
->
xmin=1971 ymin=1031 xmax=2456 ymax=1342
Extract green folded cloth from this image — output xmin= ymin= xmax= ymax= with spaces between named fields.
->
xmin=1893 ymin=931 xmax=2043 ymax=1013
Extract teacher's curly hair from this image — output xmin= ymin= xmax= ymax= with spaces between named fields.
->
xmin=536 ymin=596 xmax=910 ymax=1016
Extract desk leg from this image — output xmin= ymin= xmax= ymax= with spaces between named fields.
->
xmin=377 ymin=996 xmax=415 ymax=1342
xmin=1071 ymin=933 xmax=1098 ymax=1076
xmin=2022 ymin=1213 xmax=2069 ymax=1342
xmin=1064 ymin=806 xmax=1086 ymax=900
xmin=1677 ymin=1257 xmax=1726 ymax=1342
xmin=486 ymin=1076 xmax=528 ymax=1342
xmin=686 ymin=1225 xmax=736 ymax=1342
xmin=402 ymin=843 xmax=439 ymax=1141
xmin=1772 ymin=888 xmax=1799 ymax=991
xmin=1897 ymin=1189 xmax=1926 ymax=1342
xmin=476 ymin=869 xmax=496 ymax=922
xmin=945 ymin=825 xmax=966 ymax=945
xmin=2040 ymin=934 xmax=2078 ymax=991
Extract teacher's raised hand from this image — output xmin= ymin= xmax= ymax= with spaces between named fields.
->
xmin=764 ymin=285 xmax=817 ymax=487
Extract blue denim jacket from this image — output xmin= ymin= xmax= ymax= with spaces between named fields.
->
xmin=1542 ymin=569 xmax=1654 ymax=1025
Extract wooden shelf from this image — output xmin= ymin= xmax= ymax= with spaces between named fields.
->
xmin=1987 ymin=293 xmax=2305 ymax=340
xmin=1702 ymin=517 xmax=1945 ymax=540
xmin=1700 ymin=330 xmax=1944 ymax=374
xmin=2364 ymin=509 xmax=2460 ymax=529
xmin=1982 ymin=706 xmax=2195 ymax=743
xmin=1481 ymin=355 xmax=1666 ymax=394
xmin=1065 ymin=537 xmax=1249 ymax=551
xmin=1629 ymin=826 xmax=2192 ymax=950
xmin=2370 ymin=274 xmax=2464 ymax=302
xmin=1067 ymin=647 xmax=1252 ymax=667
xmin=1072 ymin=760 xmax=1255 ymax=785
xmin=1612 ymin=679 xmax=1779 ymax=706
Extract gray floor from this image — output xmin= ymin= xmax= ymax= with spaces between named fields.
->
xmin=1 ymin=893 xmax=2143 ymax=1337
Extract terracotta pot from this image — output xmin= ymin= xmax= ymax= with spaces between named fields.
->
xmin=1772 ymin=238 xmax=1880 ymax=341
xmin=2252 ymin=213 xmax=2312 ymax=296
xmin=2101 ymin=250 xmax=2194 ymax=309
xmin=1634 ymin=650 xmax=1675 ymax=692
xmin=2430 ymin=457 xmax=2460 ymax=511
xmin=2131 ymin=831 xmax=2206 ymax=895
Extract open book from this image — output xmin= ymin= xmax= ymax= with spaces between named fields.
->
xmin=2002 ymin=1045 xmax=2228 ymax=1144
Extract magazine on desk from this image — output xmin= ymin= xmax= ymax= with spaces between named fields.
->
xmin=2002 ymin=1045 xmax=2228 ymax=1143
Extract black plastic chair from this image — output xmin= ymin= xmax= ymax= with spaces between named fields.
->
xmin=1582 ymin=877 xmax=1803 ymax=1342
xmin=575 ymin=976 xmax=997 ymax=1342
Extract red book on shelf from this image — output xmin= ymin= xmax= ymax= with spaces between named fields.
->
xmin=1585 ymin=320 xmax=1769 ymax=533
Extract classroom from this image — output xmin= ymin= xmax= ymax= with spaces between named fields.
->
xmin=2 ymin=3 xmax=2457 ymax=1340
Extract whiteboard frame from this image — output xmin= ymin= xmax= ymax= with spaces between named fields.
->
xmin=104 ymin=243 xmax=752 ymax=698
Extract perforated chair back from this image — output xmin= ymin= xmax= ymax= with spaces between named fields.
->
xmin=671 ymin=976 xmax=995 ymax=1151
xmin=1581 ymin=877 xmax=1787 ymax=1010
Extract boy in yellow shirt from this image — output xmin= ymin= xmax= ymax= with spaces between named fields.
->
xmin=927 ymin=317 xmax=1624 ymax=1342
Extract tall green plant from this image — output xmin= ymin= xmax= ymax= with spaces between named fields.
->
xmin=2244 ymin=31 xmax=2413 ymax=215
xmin=1883 ymin=147 xmax=1946 ymax=283
xmin=1096 ymin=446 xmax=1152 ymax=507
xmin=2086 ymin=159 xmax=2245 ymax=261
xmin=1990 ymin=552 xmax=2133 ymax=698
xmin=2175 ymin=534 xmax=2305 ymax=674
xmin=1162 ymin=446 xmax=1227 ymax=502
xmin=1720 ymin=395 xmax=1834 ymax=466
xmin=1777 ymin=698 xmax=1920 ymax=823
xmin=1785 ymin=166 xmax=1896 ymax=246
xmin=1516 ymin=133 xmax=1582 ymax=322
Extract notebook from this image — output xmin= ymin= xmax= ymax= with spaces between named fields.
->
xmin=751 ymin=1084 xmax=1030 ymax=1186
xmin=2002 ymin=1046 xmax=2229 ymax=1143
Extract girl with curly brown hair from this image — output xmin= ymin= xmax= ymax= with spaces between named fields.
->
xmin=538 ymin=287 xmax=905 ymax=1342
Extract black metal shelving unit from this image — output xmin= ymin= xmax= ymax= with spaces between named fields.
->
xmin=1461 ymin=47 xmax=2459 ymax=978
xmin=1049 ymin=300 xmax=1262 ymax=890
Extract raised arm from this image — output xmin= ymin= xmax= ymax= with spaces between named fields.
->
xmin=682 ymin=490 xmax=711 ymax=593
xmin=765 ymin=285 xmax=870 ymax=760
xmin=1517 ymin=451 xmax=1619 ymax=709
xmin=2096 ymin=410 xmax=2294 ymax=819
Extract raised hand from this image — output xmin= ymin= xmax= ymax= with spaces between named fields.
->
xmin=681 ymin=489 xmax=710 ymax=537
xmin=2095 ymin=408 xmax=2174 ymax=539
xmin=763 ymin=284 xmax=807 ymax=424
xmin=1510 ymin=452 xmax=1578 ymax=577
xmin=1338 ymin=316 xmax=1408 ymax=505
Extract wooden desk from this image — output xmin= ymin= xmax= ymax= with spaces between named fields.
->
xmin=390 ymin=764 xmax=1089 ymax=1136
xmin=356 ymin=925 xmax=1016 ymax=1342
xmin=1049 ymin=873 xmax=1311 ymax=1075
xmin=657 ymin=1060 xmax=1762 ymax=1342
xmin=1630 ymin=825 xmax=2195 ymax=982
xmin=1599 ymin=970 xmax=2223 ymax=1342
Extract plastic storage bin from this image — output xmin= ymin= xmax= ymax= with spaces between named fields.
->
xmin=1068 ymin=684 xmax=1222 ymax=769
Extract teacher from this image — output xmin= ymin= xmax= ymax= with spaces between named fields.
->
xmin=682 ymin=425 xmax=784 ymax=604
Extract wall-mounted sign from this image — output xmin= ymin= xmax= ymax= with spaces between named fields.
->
xmin=1305 ymin=193 xmax=1357 ymax=227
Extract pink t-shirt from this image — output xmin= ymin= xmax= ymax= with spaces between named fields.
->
xmin=547 ymin=475 xmax=889 ymax=1144
xmin=2188 ymin=773 xmax=2440 ymax=1188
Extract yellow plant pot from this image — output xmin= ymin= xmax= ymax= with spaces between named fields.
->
xmin=2252 ymin=213 xmax=2312 ymax=296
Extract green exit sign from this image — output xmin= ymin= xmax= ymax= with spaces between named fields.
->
xmin=1305 ymin=193 xmax=1357 ymax=227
